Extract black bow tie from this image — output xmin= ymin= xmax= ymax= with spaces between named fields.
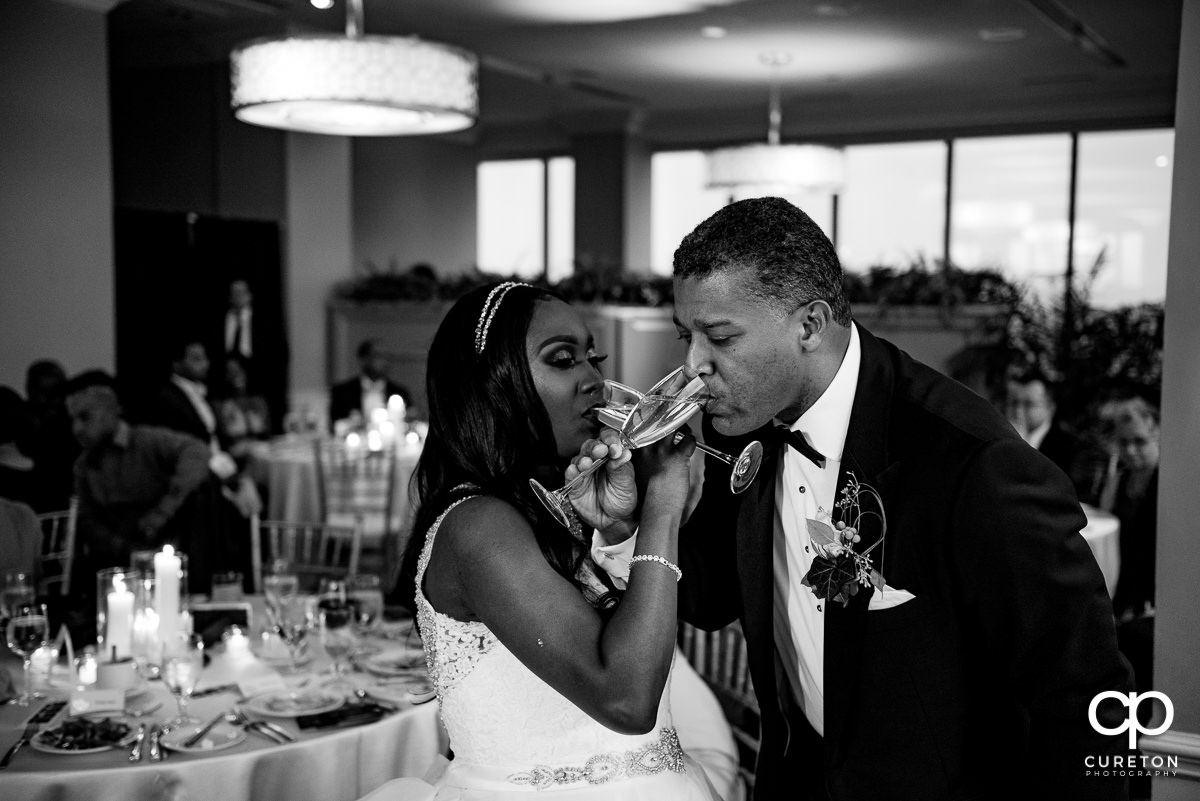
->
xmin=776 ymin=427 xmax=826 ymax=468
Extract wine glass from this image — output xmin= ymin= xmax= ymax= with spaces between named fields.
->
xmin=159 ymin=632 xmax=204 ymax=725
xmin=318 ymin=602 xmax=357 ymax=693
xmin=530 ymin=366 xmax=764 ymax=528
xmin=6 ymin=601 xmax=49 ymax=706
xmin=265 ymin=575 xmax=311 ymax=672
xmin=2 ymin=570 xmax=36 ymax=622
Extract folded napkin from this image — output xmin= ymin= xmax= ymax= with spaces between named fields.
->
xmin=297 ymin=702 xmax=392 ymax=730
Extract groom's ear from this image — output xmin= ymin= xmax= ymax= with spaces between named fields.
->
xmin=792 ymin=300 xmax=833 ymax=353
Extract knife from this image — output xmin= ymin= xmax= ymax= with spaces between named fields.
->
xmin=183 ymin=711 xmax=228 ymax=748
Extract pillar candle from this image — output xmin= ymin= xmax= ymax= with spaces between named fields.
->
xmin=106 ymin=574 xmax=134 ymax=660
xmin=154 ymin=545 xmax=181 ymax=644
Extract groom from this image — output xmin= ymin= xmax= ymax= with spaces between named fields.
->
xmin=587 ymin=197 xmax=1133 ymax=800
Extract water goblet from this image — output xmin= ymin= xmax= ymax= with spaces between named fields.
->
xmin=2 ymin=570 xmax=36 ymax=621
xmin=530 ymin=366 xmax=764 ymax=528
xmin=347 ymin=574 xmax=384 ymax=634
xmin=319 ymin=602 xmax=357 ymax=692
xmin=264 ymin=576 xmax=311 ymax=672
xmin=5 ymin=601 xmax=49 ymax=706
xmin=159 ymin=632 xmax=204 ymax=725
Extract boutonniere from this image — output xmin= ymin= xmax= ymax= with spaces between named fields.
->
xmin=801 ymin=473 xmax=888 ymax=608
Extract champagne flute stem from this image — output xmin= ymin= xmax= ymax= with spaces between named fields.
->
xmin=694 ymin=442 xmax=734 ymax=465
xmin=558 ymin=453 xmax=611 ymax=496
xmin=22 ymin=658 xmax=33 ymax=704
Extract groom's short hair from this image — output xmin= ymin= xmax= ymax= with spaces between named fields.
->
xmin=672 ymin=195 xmax=852 ymax=325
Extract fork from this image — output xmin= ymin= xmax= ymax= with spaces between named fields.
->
xmin=227 ymin=708 xmax=294 ymax=744
xmin=0 ymin=723 xmax=39 ymax=769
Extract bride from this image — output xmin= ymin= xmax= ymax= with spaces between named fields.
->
xmin=372 ymin=282 xmax=721 ymax=800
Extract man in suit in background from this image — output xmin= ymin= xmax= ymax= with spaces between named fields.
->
xmin=1005 ymin=368 xmax=1085 ymax=490
xmin=328 ymin=338 xmax=412 ymax=430
xmin=584 ymin=197 xmax=1132 ymax=800
xmin=219 ymin=278 xmax=289 ymax=434
xmin=146 ymin=339 xmax=259 ymax=593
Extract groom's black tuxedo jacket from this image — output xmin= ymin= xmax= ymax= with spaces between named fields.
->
xmin=680 ymin=327 xmax=1132 ymax=801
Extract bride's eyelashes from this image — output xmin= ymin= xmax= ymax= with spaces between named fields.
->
xmin=546 ymin=347 xmax=608 ymax=370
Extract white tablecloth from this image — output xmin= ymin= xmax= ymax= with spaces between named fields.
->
xmin=1 ymin=622 xmax=447 ymax=801
xmin=1081 ymin=503 xmax=1120 ymax=599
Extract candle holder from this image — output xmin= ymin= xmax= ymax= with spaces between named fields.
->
xmin=96 ymin=568 xmax=139 ymax=663
xmin=128 ymin=549 xmax=190 ymax=676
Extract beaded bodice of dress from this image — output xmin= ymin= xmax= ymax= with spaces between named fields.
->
xmin=414 ymin=496 xmax=675 ymax=769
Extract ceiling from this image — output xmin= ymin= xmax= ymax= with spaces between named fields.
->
xmin=108 ymin=0 xmax=1183 ymax=154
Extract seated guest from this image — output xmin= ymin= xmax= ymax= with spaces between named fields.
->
xmin=146 ymin=338 xmax=262 ymax=520
xmin=1005 ymin=369 xmax=1085 ymax=488
xmin=20 ymin=360 xmax=78 ymax=512
xmin=1104 ymin=397 xmax=1160 ymax=624
xmin=329 ymin=338 xmax=412 ymax=430
xmin=0 ymin=386 xmax=36 ymax=507
xmin=65 ymin=371 xmax=211 ymax=611
xmin=214 ymin=355 xmax=271 ymax=460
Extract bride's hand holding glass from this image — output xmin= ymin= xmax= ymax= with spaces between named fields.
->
xmin=564 ymin=429 xmax=637 ymax=532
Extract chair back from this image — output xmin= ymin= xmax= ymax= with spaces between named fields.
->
xmin=36 ymin=499 xmax=78 ymax=596
xmin=311 ymin=438 xmax=398 ymax=546
xmin=679 ymin=621 xmax=760 ymax=796
xmin=250 ymin=515 xmax=362 ymax=594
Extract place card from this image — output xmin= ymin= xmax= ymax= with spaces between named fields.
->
xmin=69 ymin=688 xmax=124 ymax=716
xmin=238 ymin=673 xmax=288 ymax=698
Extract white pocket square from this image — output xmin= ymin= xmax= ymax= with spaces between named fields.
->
xmin=868 ymin=586 xmax=916 ymax=610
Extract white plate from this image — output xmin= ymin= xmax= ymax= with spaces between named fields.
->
xmin=256 ymin=651 xmax=314 ymax=670
xmin=161 ymin=722 xmax=246 ymax=753
xmin=360 ymin=647 xmax=425 ymax=678
xmin=243 ymin=689 xmax=344 ymax=717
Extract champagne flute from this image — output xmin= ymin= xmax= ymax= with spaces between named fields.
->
xmin=530 ymin=366 xmax=764 ymax=528
xmin=160 ymin=632 xmax=204 ymax=725
xmin=5 ymin=601 xmax=49 ymax=706
xmin=319 ymin=602 xmax=357 ymax=693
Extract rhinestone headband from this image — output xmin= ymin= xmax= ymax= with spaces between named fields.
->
xmin=474 ymin=282 xmax=534 ymax=354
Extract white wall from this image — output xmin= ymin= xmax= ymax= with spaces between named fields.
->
xmin=353 ymin=137 xmax=478 ymax=276
xmin=0 ymin=0 xmax=115 ymax=385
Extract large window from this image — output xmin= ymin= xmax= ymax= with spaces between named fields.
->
xmin=1075 ymin=129 xmax=1173 ymax=308
xmin=477 ymin=157 xmax=574 ymax=280
xmin=950 ymin=134 xmax=1073 ymax=299
xmin=838 ymin=141 xmax=947 ymax=271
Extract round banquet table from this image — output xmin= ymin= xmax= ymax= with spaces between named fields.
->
xmin=0 ymin=616 xmax=447 ymax=801
xmin=1080 ymin=503 xmax=1120 ymax=599
xmin=261 ymin=437 xmax=421 ymax=528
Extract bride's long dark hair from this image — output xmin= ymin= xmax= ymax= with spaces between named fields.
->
xmin=393 ymin=283 xmax=601 ymax=612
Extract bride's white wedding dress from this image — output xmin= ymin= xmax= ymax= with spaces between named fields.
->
xmin=364 ymin=497 xmax=721 ymax=801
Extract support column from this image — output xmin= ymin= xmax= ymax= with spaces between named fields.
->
xmin=570 ymin=111 xmax=652 ymax=275
xmin=286 ymin=133 xmax=353 ymax=421
xmin=1142 ymin=1 xmax=1200 ymax=796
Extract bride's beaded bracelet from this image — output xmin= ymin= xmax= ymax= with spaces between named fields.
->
xmin=630 ymin=554 xmax=683 ymax=582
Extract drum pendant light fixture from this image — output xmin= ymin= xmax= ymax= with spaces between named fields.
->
xmin=706 ymin=52 xmax=844 ymax=193
xmin=230 ymin=0 xmax=478 ymax=136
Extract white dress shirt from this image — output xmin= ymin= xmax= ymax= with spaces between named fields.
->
xmin=225 ymin=308 xmax=253 ymax=357
xmin=361 ymin=376 xmax=387 ymax=419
